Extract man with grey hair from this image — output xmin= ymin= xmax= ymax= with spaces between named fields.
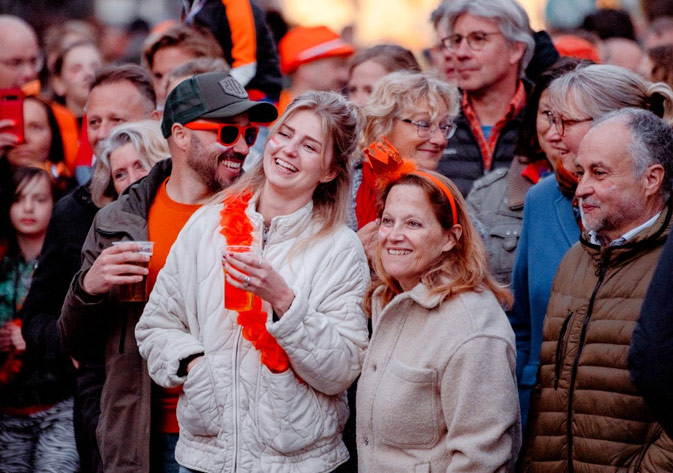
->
xmin=520 ymin=108 xmax=673 ymax=472
xmin=435 ymin=0 xmax=534 ymax=196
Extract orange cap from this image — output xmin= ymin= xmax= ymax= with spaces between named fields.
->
xmin=279 ymin=25 xmax=355 ymax=75
xmin=553 ymin=35 xmax=601 ymax=63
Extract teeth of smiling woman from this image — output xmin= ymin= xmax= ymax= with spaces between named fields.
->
xmin=388 ymin=249 xmax=411 ymax=255
xmin=275 ymin=159 xmax=298 ymax=172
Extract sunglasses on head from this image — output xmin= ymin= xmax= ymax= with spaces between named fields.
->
xmin=184 ymin=121 xmax=259 ymax=146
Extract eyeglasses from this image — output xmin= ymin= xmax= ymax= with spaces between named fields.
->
xmin=545 ymin=112 xmax=592 ymax=136
xmin=184 ymin=121 xmax=259 ymax=146
xmin=399 ymin=118 xmax=456 ymax=140
xmin=441 ymin=31 xmax=502 ymax=51
xmin=0 ymin=54 xmax=44 ymax=72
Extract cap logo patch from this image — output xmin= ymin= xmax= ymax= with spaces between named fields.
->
xmin=219 ymin=77 xmax=248 ymax=99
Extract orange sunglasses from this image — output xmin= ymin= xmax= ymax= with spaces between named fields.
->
xmin=184 ymin=120 xmax=259 ymax=146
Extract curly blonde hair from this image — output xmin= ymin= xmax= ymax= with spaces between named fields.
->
xmin=361 ymin=71 xmax=460 ymax=151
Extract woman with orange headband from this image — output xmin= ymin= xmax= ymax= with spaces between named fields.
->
xmin=355 ymin=144 xmax=521 ymax=472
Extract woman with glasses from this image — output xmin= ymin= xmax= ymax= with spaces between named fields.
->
xmin=354 ymin=71 xmax=460 ymax=235
xmin=509 ymin=62 xmax=673 ymax=430
xmin=136 ymin=91 xmax=370 ymax=473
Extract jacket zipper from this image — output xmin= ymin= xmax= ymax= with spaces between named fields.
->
xmin=554 ymin=311 xmax=574 ymax=389
xmin=566 ymin=252 xmax=610 ymax=473
xmin=231 ymin=325 xmax=242 ymax=472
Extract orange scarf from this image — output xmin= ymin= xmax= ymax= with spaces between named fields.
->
xmin=219 ymin=192 xmax=290 ymax=374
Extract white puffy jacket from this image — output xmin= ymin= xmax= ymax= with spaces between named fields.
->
xmin=136 ymin=198 xmax=370 ymax=473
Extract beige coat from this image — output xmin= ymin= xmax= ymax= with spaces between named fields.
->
xmin=356 ymin=284 xmax=521 ymax=473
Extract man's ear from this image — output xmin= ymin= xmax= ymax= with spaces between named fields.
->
xmin=643 ymin=163 xmax=665 ymax=198
xmin=150 ymin=109 xmax=161 ymax=121
xmin=508 ymin=41 xmax=526 ymax=67
xmin=170 ymin=123 xmax=190 ymax=152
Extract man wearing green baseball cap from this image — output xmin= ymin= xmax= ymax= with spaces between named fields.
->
xmin=60 ymin=72 xmax=277 ymax=473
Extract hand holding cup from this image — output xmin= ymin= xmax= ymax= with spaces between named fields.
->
xmin=83 ymin=241 xmax=153 ymax=299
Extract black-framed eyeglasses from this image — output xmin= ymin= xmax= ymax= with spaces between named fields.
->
xmin=400 ymin=118 xmax=456 ymax=140
xmin=545 ymin=112 xmax=592 ymax=136
xmin=440 ymin=31 xmax=502 ymax=51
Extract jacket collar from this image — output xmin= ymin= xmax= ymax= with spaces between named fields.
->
xmin=373 ymin=283 xmax=444 ymax=318
xmin=580 ymin=200 xmax=672 ymax=263
xmin=120 ymin=158 xmax=172 ymax=217
xmin=246 ymin=192 xmax=314 ymax=245
xmin=96 ymin=159 xmax=172 ymax=238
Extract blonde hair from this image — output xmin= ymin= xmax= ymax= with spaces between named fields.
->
xmin=366 ymin=172 xmax=512 ymax=314
xmin=91 ymin=120 xmax=169 ymax=207
xmin=361 ymin=71 xmax=460 ymax=150
xmin=223 ymin=90 xmax=362 ymax=239
xmin=548 ymin=63 xmax=673 ymax=125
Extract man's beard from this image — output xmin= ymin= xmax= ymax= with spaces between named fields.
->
xmin=186 ymin=134 xmax=245 ymax=194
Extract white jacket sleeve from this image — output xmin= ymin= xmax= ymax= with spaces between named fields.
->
xmin=135 ymin=216 xmax=206 ymax=388
xmin=266 ymin=232 xmax=370 ymax=396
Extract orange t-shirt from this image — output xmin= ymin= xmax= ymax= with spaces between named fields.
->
xmin=147 ymin=178 xmax=201 ymax=434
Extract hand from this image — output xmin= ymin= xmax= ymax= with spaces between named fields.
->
xmin=186 ymin=355 xmax=203 ymax=374
xmin=223 ymin=251 xmax=295 ymax=316
xmin=357 ymin=220 xmax=379 ymax=261
xmin=0 ymin=119 xmax=20 ymax=150
xmin=0 ymin=322 xmax=25 ymax=352
xmin=82 ymin=242 xmax=150 ymax=296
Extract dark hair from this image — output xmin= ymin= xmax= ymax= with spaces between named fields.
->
xmin=515 ymin=57 xmax=586 ymax=161
xmin=142 ymin=24 xmax=224 ymax=69
xmin=648 ymin=44 xmax=673 ymax=89
xmin=26 ymin=96 xmax=66 ymax=166
xmin=3 ymin=166 xmax=57 ymax=255
xmin=348 ymin=44 xmax=421 ymax=77
xmin=581 ymin=8 xmax=636 ymax=41
xmin=91 ymin=64 xmax=157 ymax=110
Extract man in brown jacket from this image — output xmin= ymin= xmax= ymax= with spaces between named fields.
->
xmin=519 ymin=108 xmax=673 ymax=472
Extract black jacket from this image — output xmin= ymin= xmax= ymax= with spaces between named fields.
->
xmin=190 ymin=0 xmax=282 ymax=101
xmin=19 ymin=183 xmax=104 ymax=472
xmin=437 ymin=106 xmax=525 ymax=197
xmin=629 ymin=228 xmax=673 ymax=437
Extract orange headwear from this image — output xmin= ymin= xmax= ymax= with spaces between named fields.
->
xmin=278 ymin=25 xmax=355 ymax=75
xmin=553 ymin=35 xmax=601 ymax=63
xmin=364 ymin=137 xmax=458 ymax=226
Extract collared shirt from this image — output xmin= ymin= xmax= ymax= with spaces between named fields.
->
xmin=588 ymin=211 xmax=663 ymax=247
xmin=461 ymin=81 xmax=526 ymax=171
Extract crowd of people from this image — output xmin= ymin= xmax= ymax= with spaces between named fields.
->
xmin=2 ymin=0 xmax=673 ymax=472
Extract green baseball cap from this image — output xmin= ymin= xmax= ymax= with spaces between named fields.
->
xmin=161 ymin=72 xmax=278 ymax=138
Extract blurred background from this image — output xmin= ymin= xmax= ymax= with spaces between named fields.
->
xmin=0 ymin=0 xmax=657 ymax=58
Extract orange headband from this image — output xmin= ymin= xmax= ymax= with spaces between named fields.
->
xmin=410 ymin=171 xmax=458 ymax=226
xmin=363 ymin=136 xmax=459 ymax=226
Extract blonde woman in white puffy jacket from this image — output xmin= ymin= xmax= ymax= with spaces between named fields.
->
xmin=136 ymin=91 xmax=369 ymax=473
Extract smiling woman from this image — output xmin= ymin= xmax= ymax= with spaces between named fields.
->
xmin=355 ymin=71 xmax=460 ymax=230
xmin=136 ymin=91 xmax=371 ymax=473
xmin=357 ymin=168 xmax=519 ymax=472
